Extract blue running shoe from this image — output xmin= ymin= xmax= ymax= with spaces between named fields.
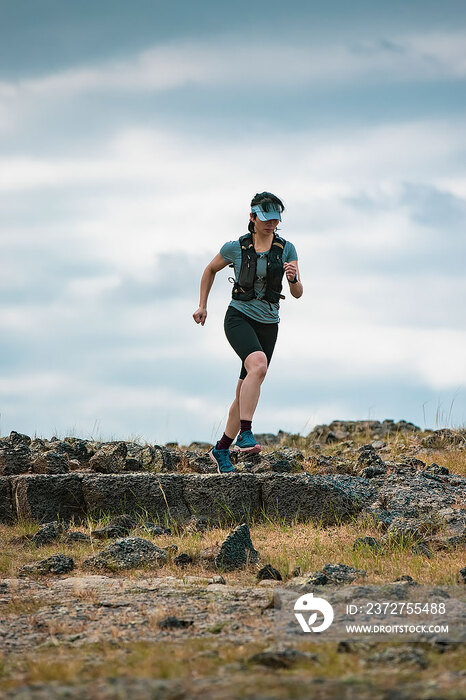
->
xmin=209 ymin=446 xmax=235 ymax=473
xmin=233 ymin=430 xmax=261 ymax=454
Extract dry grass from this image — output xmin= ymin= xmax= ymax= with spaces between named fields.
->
xmin=0 ymin=636 xmax=465 ymax=695
xmin=0 ymin=513 xmax=463 ymax=586
xmin=277 ymin=428 xmax=466 ymax=477
xmin=415 ymin=448 xmax=466 ymax=477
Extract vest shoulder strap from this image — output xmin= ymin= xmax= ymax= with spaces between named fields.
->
xmin=239 ymin=233 xmax=254 ymax=250
xmin=271 ymin=234 xmax=286 ymax=250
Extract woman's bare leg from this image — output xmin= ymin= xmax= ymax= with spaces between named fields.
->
xmin=239 ymin=351 xmax=268 ymax=420
xmin=224 ymin=379 xmax=242 ymax=439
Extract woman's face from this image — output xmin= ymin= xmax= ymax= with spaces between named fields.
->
xmin=249 ymin=213 xmax=279 ymax=236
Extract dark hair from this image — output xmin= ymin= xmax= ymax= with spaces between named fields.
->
xmin=248 ymin=191 xmax=285 ymax=234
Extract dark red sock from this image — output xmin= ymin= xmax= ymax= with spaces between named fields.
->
xmin=240 ymin=419 xmax=252 ymax=433
xmin=216 ymin=432 xmax=234 ymax=450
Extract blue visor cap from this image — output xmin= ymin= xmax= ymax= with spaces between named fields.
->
xmin=251 ymin=204 xmax=282 ymax=222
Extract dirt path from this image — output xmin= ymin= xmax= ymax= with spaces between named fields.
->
xmin=1 ymin=575 xmax=465 ymax=699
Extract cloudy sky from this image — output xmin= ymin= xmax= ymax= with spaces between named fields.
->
xmin=1 ymin=0 xmax=465 ymax=445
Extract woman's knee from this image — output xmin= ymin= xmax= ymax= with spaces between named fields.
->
xmin=244 ymin=351 xmax=268 ymax=379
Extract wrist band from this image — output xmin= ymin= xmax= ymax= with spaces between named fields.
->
xmin=290 ymin=275 xmax=298 ymax=284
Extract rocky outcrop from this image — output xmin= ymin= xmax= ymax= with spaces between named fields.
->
xmin=82 ymin=537 xmax=167 ymax=571
xmin=422 ymin=428 xmax=466 ymax=449
xmin=308 ymin=419 xmax=421 ymax=444
xmin=253 ymin=430 xmax=291 ymax=446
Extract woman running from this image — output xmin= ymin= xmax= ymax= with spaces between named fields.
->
xmin=193 ymin=191 xmax=303 ymax=473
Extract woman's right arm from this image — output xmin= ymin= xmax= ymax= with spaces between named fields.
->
xmin=193 ymin=253 xmax=229 ymax=326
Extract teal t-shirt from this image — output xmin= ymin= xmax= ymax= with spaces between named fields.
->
xmin=220 ymin=238 xmax=298 ymax=323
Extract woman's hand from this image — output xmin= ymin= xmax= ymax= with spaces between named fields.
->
xmin=193 ymin=307 xmax=207 ymax=326
xmin=284 ymin=262 xmax=298 ymax=282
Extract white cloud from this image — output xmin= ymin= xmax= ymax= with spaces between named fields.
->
xmin=2 ymin=31 xmax=466 ymax=103
xmin=278 ymin=314 xmax=466 ymax=390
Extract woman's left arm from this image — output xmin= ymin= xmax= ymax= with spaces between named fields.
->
xmin=284 ymin=260 xmax=303 ymax=298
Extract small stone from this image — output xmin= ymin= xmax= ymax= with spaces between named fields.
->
xmin=92 ymin=514 xmax=136 ymax=539
xmin=337 ymin=639 xmax=378 ymax=654
xmin=359 ymin=465 xmax=386 ymax=479
xmin=394 ymin=574 xmax=416 ymax=583
xmin=143 ymin=523 xmax=171 ymax=535
xmin=458 ymin=567 xmax=466 ymax=584
xmin=211 ymin=575 xmax=226 ymax=584
xmin=158 ymin=616 xmax=193 ymax=630
xmin=183 ymin=515 xmax=210 ymax=534
xmin=412 ymin=543 xmax=433 ymax=558
xmin=31 ymin=521 xmax=68 ymax=547
xmin=175 ymin=553 xmax=193 ymax=567
xmin=371 ymin=440 xmax=386 ymax=449
xmin=365 ymin=646 xmax=428 ymax=669
xmin=248 ymin=647 xmax=318 ymax=669
xmin=19 ymin=554 xmax=74 ymax=576
xmin=352 ymin=536 xmax=381 ymax=551
xmin=65 ymin=531 xmax=91 ymax=543
xmin=322 ymin=563 xmax=366 ymax=583
xmin=257 ymin=564 xmax=283 ymax=581
xmin=162 ymin=544 xmax=178 ymax=553
xmin=306 ymin=571 xmax=331 ymax=585
xmin=214 ymin=523 xmax=259 ymax=571
xmin=426 ymin=463 xmax=449 ymax=475
xmin=92 ymin=525 xmax=130 ymax=539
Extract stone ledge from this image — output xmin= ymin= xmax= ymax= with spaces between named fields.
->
xmin=1 ymin=472 xmax=361 ymax=525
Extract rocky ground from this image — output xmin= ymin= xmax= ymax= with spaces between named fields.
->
xmin=0 ymin=420 xmax=465 ymax=698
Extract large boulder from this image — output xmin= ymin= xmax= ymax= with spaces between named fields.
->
xmin=12 ymin=474 xmax=86 ymax=523
xmin=81 ymin=473 xmax=190 ymax=521
xmin=182 ymin=473 xmax=262 ymax=525
xmin=259 ymin=473 xmax=360 ymax=524
xmin=31 ymin=451 xmax=69 ymax=474
xmin=89 ymin=442 xmax=127 ymax=474
xmin=0 ymin=434 xmax=32 ymax=475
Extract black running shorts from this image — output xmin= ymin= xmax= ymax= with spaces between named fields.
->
xmin=224 ymin=305 xmax=279 ymax=380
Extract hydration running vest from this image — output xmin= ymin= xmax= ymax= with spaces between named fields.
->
xmin=231 ymin=232 xmax=286 ymax=304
